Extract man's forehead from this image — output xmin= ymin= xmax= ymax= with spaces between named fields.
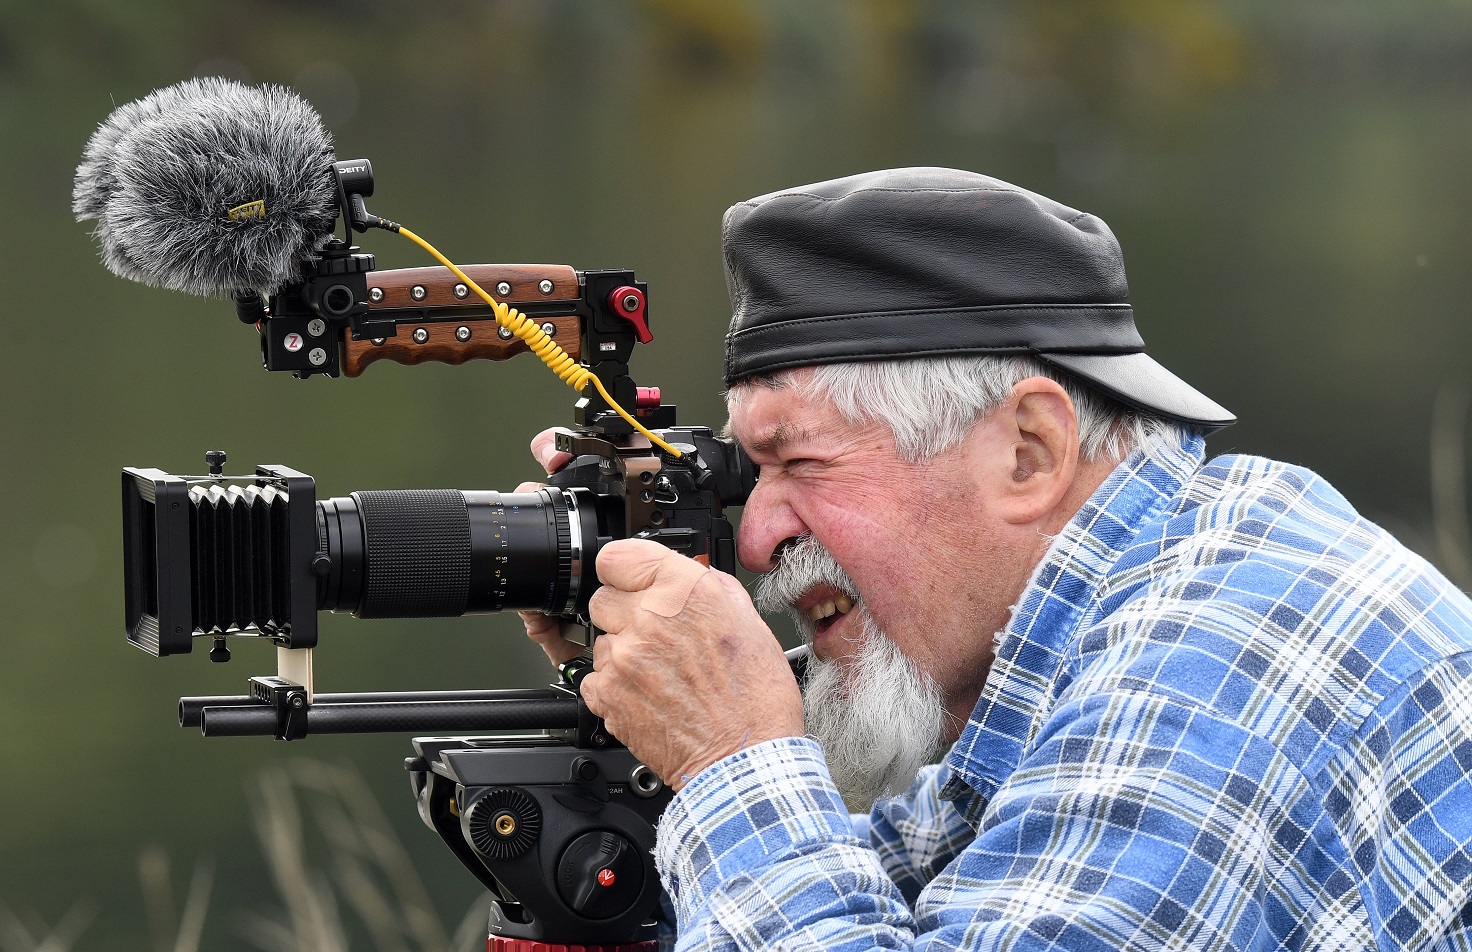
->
xmin=723 ymin=404 xmax=807 ymax=448
xmin=738 ymin=420 xmax=817 ymax=456
xmin=725 ymin=384 xmax=843 ymax=454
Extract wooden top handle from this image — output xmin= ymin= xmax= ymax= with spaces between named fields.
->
xmin=340 ymin=265 xmax=583 ymax=377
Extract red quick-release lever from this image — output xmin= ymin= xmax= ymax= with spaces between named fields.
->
xmin=609 ymin=286 xmax=652 ymax=343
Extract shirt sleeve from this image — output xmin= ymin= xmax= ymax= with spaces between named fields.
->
xmin=655 ymin=738 xmax=915 ymax=951
xmin=656 ymin=689 xmax=1307 ymax=952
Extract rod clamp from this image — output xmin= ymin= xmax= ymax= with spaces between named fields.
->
xmin=249 ymin=676 xmax=310 ymax=740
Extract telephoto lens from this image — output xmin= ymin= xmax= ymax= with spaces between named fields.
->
xmin=314 ymin=487 xmax=608 ymax=618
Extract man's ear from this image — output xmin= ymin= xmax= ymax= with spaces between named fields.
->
xmin=994 ymin=377 xmax=1080 ymax=525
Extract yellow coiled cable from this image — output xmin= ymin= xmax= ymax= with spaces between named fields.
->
xmin=394 ymin=226 xmax=683 ymax=459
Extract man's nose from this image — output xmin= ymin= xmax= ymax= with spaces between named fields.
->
xmin=736 ymin=480 xmax=806 ymax=573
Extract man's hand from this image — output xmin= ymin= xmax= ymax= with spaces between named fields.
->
xmin=515 ymin=429 xmax=581 ymax=666
xmin=581 ymin=538 xmax=804 ymax=790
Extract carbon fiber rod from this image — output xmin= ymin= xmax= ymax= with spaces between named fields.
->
xmin=196 ymin=694 xmax=580 ymax=737
xmin=180 ymin=687 xmax=565 ymax=728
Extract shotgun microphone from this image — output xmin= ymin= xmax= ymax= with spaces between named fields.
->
xmin=73 ymin=77 xmax=339 ymax=297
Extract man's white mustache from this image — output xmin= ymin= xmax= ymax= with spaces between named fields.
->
xmin=753 ymin=534 xmax=859 ymax=616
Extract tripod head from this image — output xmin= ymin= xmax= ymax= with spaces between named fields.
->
xmin=180 ymin=679 xmax=668 ymax=945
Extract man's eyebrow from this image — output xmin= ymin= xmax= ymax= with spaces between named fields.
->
xmin=744 ymin=422 xmax=811 ymax=455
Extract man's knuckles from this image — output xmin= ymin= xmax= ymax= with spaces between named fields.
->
xmin=596 ymin=538 xmax=707 ymax=591
xmin=595 ymin=538 xmax=665 ymax=590
xmin=586 ymin=587 xmax=622 ymax=630
xmin=578 ymin=670 xmax=613 ymax=714
xmin=590 ymin=632 xmax=617 ymax=669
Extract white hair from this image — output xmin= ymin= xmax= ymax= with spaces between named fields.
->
xmin=728 ymin=355 xmax=1195 ymax=464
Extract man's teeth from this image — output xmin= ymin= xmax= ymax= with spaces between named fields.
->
xmin=807 ymin=595 xmax=855 ymax=622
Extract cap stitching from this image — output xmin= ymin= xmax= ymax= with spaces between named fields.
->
xmin=729 ymin=303 xmax=1134 ymax=337
xmin=727 ymin=343 xmax=1144 ymax=373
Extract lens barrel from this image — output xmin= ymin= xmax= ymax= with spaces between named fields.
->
xmin=316 ymin=487 xmax=602 ymax=618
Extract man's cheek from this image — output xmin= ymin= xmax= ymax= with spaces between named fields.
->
xmin=803 ymin=491 xmax=894 ymax=538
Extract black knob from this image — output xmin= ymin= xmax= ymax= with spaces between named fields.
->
xmin=466 ymin=787 xmax=541 ymax=860
xmin=232 ymin=289 xmax=266 ymax=325
xmin=560 ymin=657 xmax=594 ymax=688
xmin=556 ymin=831 xmax=644 ymax=920
xmin=209 ymin=637 xmax=230 ymax=662
xmin=205 ymin=450 xmax=227 ymax=476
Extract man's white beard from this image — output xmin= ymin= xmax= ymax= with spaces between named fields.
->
xmin=754 ymin=535 xmax=949 ymax=812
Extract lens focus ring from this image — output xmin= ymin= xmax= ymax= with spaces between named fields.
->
xmin=550 ymin=490 xmax=573 ymax=613
xmin=353 ymin=489 xmax=470 ymax=618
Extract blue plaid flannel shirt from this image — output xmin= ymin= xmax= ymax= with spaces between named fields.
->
xmin=655 ymin=432 xmax=1472 ymax=950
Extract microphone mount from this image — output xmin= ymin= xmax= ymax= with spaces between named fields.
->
xmin=332 ymin=158 xmax=378 ymax=239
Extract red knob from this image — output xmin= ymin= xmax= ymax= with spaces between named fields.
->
xmin=635 ymin=387 xmax=661 ymax=409
xmin=608 ymin=286 xmax=652 ymax=343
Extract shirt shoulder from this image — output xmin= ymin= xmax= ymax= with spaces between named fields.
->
xmin=1068 ymin=452 xmax=1472 ymax=777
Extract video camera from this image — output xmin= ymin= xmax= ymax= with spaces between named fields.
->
xmin=117 ymin=158 xmax=758 ymax=949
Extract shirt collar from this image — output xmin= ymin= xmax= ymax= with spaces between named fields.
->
xmin=939 ymin=429 xmax=1207 ymax=820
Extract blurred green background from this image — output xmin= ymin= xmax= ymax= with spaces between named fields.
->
xmin=4 ymin=0 xmax=1472 ymax=948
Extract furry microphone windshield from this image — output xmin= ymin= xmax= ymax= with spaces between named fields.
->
xmin=74 ymin=77 xmax=339 ymax=297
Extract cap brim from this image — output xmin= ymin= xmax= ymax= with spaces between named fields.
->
xmin=1038 ymin=352 xmax=1235 ymax=430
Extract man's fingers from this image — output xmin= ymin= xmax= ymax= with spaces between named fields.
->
xmin=517 ymin=610 xmax=584 ymax=666
xmin=596 ymin=539 xmax=712 ymax=619
xmin=578 ymin=670 xmax=613 ymax=730
xmin=529 ymin=428 xmax=575 ymax=476
xmin=588 ymin=586 xmax=636 ymax=634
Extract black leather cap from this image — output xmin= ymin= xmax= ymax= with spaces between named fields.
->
xmin=722 ymin=168 xmax=1234 ymax=429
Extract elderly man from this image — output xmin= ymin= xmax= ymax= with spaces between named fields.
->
xmin=522 ymin=168 xmax=1472 ymax=950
